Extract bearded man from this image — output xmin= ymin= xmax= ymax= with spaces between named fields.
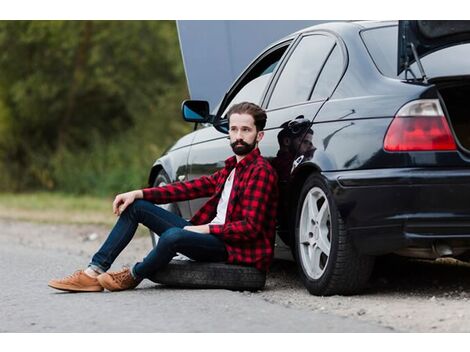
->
xmin=48 ymin=102 xmax=279 ymax=292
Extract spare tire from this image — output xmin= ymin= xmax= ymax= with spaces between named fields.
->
xmin=149 ymin=260 xmax=266 ymax=291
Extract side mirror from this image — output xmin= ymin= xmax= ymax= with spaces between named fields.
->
xmin=181 ymin=100 xmax=210 ymax=123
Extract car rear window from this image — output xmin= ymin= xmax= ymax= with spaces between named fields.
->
xmin=361 ymin=25 xmax=470 ymax=79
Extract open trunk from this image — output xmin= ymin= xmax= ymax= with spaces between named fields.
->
xmin=433 ymin=76 xmax=470 ymax=150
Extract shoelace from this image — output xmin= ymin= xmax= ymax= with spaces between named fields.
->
xmin=59 ymin=270 xmax=82 ymax=282
xmin=111 ymin=268 xmax=132 ymax=285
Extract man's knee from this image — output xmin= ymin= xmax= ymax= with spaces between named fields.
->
xmin=124 ymin=199 xmax=153 ymax=220
xmin=128 ymin=199 xmax=149 ymax=212
xmin=159 ymin=228 xmax=185 ymax=248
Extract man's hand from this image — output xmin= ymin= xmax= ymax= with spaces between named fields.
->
xmin=183 ymin=225 xmax=210 ymax=234
xmin=113 ymin=190 xmax=143 ymax=216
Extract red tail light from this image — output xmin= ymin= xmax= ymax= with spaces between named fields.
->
xmin=384 ymin=99 xmax=457 ymax=152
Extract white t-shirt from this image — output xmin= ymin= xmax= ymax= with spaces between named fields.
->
xmin=209 ymin=168 xmax=235 ymax=225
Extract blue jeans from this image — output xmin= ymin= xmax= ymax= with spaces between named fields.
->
xmin=89 ymin=199 xmax=227 ymax=280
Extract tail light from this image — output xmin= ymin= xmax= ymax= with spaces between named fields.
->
xmin=384 ymin=99 xmax=457 ymax=151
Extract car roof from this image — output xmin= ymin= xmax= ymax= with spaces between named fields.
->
xmin=255 ymin=20 xmax=399 ymax=57
xmin=352 ymin=20 xmax=397 ymax=29
xmin=275 ymin=20 xmax=397 ymax=42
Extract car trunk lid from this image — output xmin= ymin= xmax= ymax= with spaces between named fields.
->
xmin=398 ymin=20 xmax=470 ymax=77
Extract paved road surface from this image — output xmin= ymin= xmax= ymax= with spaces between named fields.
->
xmin=0 ymin=243 xmax=391 ymax=332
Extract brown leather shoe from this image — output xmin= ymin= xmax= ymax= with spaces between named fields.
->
xmin=97 ymin=267 xmax=142 ymax=292
xmin=48 ymin=270 xmax=103 ymax=292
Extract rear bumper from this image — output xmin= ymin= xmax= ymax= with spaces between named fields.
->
xmin=324 ymin=168 xmax=470 ymax=255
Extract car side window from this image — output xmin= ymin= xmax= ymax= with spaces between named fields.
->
xmin=361 ymin=26 xmax=397 ymax=78
xmin=268 ymin=34 xmax=336 ymax=109
xmin=221 ymin=74 xmax=272 ymax=116
xmin=220 ymin=44 xmax=288 ymax=117
xmin=310 ymin=44 xmax=343 ymax=101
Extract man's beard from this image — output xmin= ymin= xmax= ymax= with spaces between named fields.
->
xmin=230 ymin=139 xmax=257 ymax=156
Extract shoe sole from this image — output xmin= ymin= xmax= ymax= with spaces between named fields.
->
xmin=48 ymin=282 xmax=103 ymax=292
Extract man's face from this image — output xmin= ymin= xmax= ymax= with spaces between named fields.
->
xmin=284 ymin=131 xmax=314 ymax=156
xmin=228 ymin=113 xmax=264 ymax=156
xmin=295 ymin=132 xmax=314 ymax=155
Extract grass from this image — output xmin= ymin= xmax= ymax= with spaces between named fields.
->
xmin=0 ymin=192 xmax=117 ymax=226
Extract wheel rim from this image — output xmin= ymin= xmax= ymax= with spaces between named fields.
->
xmin=151 ymin=179 xmax=171 ymax=246
xmin=156 ymin=180 xmax=171 ymax=211
xmin=298 ymin=187 xmax=332 ymax=280
xmin=153 ymin=178 xmax=191 ymax=261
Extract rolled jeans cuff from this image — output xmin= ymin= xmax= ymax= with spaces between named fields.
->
xmin=131 ymin=264 xmax=142 ymax=280
xmin=88 ymin=263 xmax=105 ymax=274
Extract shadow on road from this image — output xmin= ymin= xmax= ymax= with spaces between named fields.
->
xmin=266 ymin=256 xmax=470 ymax=297
xmin=368 ymin=255 xmax=470 ymax=297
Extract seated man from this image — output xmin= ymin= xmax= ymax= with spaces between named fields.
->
xmin=48 ymin=102 xmax=279 ymax=292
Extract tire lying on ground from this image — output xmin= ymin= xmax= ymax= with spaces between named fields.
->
xmin=149 ymin=260 xmax=266 ymax=291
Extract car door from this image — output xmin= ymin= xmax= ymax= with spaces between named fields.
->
xmin=185 ymin=41 xmax=292 ymax=216
xmin=263 ymin=32 xmax=346 ymax=240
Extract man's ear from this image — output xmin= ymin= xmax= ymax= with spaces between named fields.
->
xmin=257 ymin=131 xmax=265 ymax=142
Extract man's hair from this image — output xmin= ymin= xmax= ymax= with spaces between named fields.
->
xmin=226 ymin=102 xmax=267 ymax=131
xmin=277 ymin=117 xmax=313 ymax=146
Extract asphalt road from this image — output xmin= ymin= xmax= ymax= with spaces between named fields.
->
xmin=0 ymin=242 xmax=391 ymax=332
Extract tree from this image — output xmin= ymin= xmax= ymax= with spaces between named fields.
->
xmin=0 ymin=21 xmax=189 ymax=193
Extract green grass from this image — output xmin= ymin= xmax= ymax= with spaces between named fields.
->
xmin=0 ymin=192 xmax=116 ymax=226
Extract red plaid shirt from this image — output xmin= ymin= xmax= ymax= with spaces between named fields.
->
xmin=142 ymin=148 xmax=278 ymax=271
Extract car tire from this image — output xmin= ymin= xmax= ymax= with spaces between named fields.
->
xmin=294 ymin=174 xmax=374 ymax=296
xmin=148 ymin=260 xmax=266 ymax=291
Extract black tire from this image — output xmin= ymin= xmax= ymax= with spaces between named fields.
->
xmin=294 ymin=174 xmax=375 ymax=296
xmin=149 ymin=260 xmax=266 ymax=291
xmin=149 ymin=170 xmax=181 ymax=248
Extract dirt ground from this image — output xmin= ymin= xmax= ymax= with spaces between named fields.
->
xmin=2 ymin=218 xmax=470 ymax=332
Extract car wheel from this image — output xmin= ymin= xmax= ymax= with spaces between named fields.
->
xmin=148 ymin=171 xmax=182 ymax=246
xmin=149 ymin=260 xmax=266 ymax=291
xmin=294 ymin=174 xmax=374 ymax=295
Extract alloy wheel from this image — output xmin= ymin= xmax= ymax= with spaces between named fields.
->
xmin=298 ymin=186 xmax=332 ymax=279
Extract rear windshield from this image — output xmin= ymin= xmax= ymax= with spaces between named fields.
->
xmin=361 ymin=25 xmax=470 ymax=79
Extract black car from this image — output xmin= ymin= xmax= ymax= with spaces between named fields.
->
xmin=147 ymin=20 xmax=470 ymax=295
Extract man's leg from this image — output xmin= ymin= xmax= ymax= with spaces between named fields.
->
xmin=132 ymin=227 xmax=227 ymax=279
xmin=89 ymin=199 xmax=190 ymax=273
xmin=97 ymin=227 xmax=227 ymax=291
xmin=48 ymin=199 xmax=190 ymax=292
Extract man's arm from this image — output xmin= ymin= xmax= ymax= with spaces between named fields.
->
xmin=183 ymin=224 xmax=210 ymax=233
xmin=142 ymin=171 xmax=222 ymax=204
xmin=112 ymin=169 xmax=224 ymax=217
xmin=208 ymin=166 xmax=277 ymax=242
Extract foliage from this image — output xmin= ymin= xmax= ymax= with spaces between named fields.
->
xmin=0 ymin=21 xmax=190 ymax=194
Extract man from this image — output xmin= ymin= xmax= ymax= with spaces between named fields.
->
xmin=48 ymin=102 xmax=278 ymax=292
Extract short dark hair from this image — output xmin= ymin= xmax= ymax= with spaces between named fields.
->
xmin=226 ymin=102 xmax=267 ymax=131
xmin=277 ymin=117 xmax=313 ymax=146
